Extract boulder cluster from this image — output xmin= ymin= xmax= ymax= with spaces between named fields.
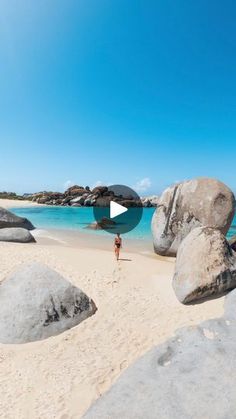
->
xmin=0 ymin=207 xmax=35 ymax=243
xmin=27 ymin=185 xmax=158 ymax=207
xmin=152 ymin=178 xmax=236 ymax=304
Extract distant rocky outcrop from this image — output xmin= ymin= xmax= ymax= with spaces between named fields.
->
xmin=0 ymin=207 xmax=35 ymax=230
xmin=0 ymin=185 xmax=158 ymax=207
xmin=86 ymin=217 xmax=116 ymax=230
xmin=0 ymin=227 xmax=35 ymax=243
xmin=83 ymin=288 xmax=236 ymax=419
xmin=65 ymin=185 xmax=88 ymax=197
xmin=0 ymin=263 xmax=97 ymax=344
xmin=152 ymin=178 xmax=235 ymax=256
xmin=142 ymin=195 xmax=159 ymax=207
xmin=172 ymin=226 xmax=236 ymax=304
xmin=26 ymin=185 xmax=158 ymax=207
xmin=91 ymin=186 xmax=108 ymax=195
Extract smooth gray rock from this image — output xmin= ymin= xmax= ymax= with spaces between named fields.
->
xmin=172 ymin=226 xmax=236 ymax=304
xmin=152 ymin=178 xmax=235 ymax=256
xmin=0 ymin=227 xmax=36 ymax=243
xmin=83 ymin=291 xmax=236 ymax=419
xmin=0 ymin=207 xmax=35 ymax=230
xmin=0 ymin=263 xmax=97 ymax=344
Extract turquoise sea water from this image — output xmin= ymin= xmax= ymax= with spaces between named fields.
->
xmin=11 ymin=207 xmax=236 ymax=240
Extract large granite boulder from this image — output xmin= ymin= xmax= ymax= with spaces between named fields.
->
xmin=70 ymin=194 xmax=89 ymax=206
xmin=91 ymin=186 xmax=108 ymax=195
xmin=65 ymin=185 xmax=87 ymax=197
xmin=0 ymin=207 xmax=35 ymax=230
xmin=0 ymin=227 xmax=36 ymax=243
xmin=37 ymin=196 xmax=50 ymax=204
xmin=83 ymin=290 xmax=236 ymax=419
xmin=0 ymin=263 xmax=97 ymax=344
xmin=84 ymin=194 xmax=97 ymax=206
xmin=172 ymin=226 xmax=236 ymax=304
xmin=152 ymin=178 xmax=235 ymax=256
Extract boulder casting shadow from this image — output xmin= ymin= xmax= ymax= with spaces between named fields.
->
xmin=83 ymin=289 xmax=236 ymax=419
xmin=172 ymin=226 xmax=236 ymax=304
xmin=0 ymin=263 xmax=97 ymax=344
xmin=0 ymin=207 xmax=35 ymax=230
xmin=0 ymin=227 xmax=36 ymax=243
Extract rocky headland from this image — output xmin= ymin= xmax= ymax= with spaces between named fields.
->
xmin=0 ymin=186 xmax=159 ymax=207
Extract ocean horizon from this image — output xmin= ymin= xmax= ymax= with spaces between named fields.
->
xmin=10 ymin=206 xmax=236 ymax=240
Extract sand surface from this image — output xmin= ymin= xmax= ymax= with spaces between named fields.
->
xmin=0 ymin=198 xmax=42 ymax=208
xmin=0 ymin=200 xmax=224 ymax=418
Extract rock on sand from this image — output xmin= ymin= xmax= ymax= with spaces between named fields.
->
xmin=172 ymin=226 xmax=236 ymax=304
xmin=0 ymin=263 xmax=97 ymax=344
xmin=83 ymin=288 xmax=236 ymax=419
xmin=0 ymin=207 xmax=35 ymax=230
xmin=152 ymin=178 xmax=235 ymax=256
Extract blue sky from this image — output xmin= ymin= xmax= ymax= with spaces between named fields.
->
xmin=0 ymin=0 xmax=236 ymax=195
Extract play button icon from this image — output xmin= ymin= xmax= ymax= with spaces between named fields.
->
xmin=93 ymin=184 xmax=143 ymax=235
xmin=110 ymin=201 xmax=128 ymax=219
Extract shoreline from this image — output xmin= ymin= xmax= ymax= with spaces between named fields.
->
xmin=1 ymin=198 xmax=155 ymax=253
xmin=0 ymin=198 xmax=45 ymax=208
xmin=32 ymin=227 xmax=156 ymax=255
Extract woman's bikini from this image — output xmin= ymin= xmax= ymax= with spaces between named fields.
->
xmin=115 ymin=238 xmax=121 ymax=248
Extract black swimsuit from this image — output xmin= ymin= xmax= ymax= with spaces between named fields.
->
xmin=115 ymin=240 xmax=121 ymax=248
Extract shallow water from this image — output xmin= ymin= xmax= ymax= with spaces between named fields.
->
xmin=11 ymin=206 xmax=236 ymax=240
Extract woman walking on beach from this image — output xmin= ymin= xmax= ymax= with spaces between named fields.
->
xmin=114 ymin=233 xmax=122 ymax=261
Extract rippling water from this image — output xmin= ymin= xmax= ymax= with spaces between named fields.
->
xmin=11 ymin=206 xmax=236 ymax=240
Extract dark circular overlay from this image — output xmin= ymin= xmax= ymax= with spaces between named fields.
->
xmin=93 ymin=184 xmax=143 ymax=234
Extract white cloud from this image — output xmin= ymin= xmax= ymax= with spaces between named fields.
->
xmin=63 ymin=180 xmax=74 ymax=190
xmin=133 ymin=177 xmax=151 ymax=193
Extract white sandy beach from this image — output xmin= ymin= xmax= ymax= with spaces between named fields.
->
xmin=0 ymin=199 xmax=224 ymax=418
xmin=0 ymin=199 xmax=44 ymax=209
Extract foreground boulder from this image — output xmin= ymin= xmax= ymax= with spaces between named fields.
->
xmin=0 ymin=263 xmax=97 ymax=344
xmin=83 ymin=290 xmax=236 ymax=419
xmin=0 ymin=207 xmax=35 ymax=230
xmin=172 ymin=226 xmax=236 ymax=304
xmin=152 ymin=178 xmax=235 ymax=256
xmin=0 ymin=228 xmax=36 ymax=243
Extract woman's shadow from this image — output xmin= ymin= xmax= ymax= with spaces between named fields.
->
xmin=118 ymin=258 xmax=132 ymax=261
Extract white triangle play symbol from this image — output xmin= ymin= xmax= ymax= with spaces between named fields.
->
xmin=110 ymin=201 xmax=128 ymax=219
